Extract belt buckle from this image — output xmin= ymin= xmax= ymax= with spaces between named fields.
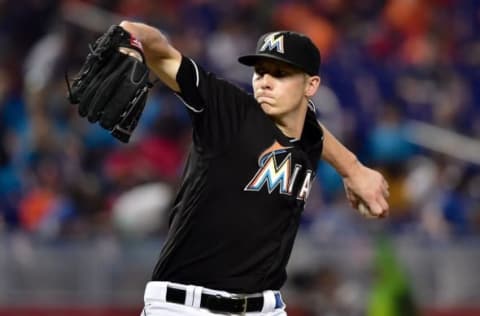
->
xmin=232 ymin=294 xmax=248 ymax=313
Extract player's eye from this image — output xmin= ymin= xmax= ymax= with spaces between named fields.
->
xmin=254 ymin=67 xmax=290 ymax=78
xmin=272 ymin=70 xmax=289 ymax=78
xmin=254 ymin=67 xmax=266 ymax=76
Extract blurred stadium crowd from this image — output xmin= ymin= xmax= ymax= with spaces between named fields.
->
xmin=1 ymin=0 xmax=480 ymax=242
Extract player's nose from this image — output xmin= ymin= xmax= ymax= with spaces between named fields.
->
xmin=259 ymin=73 xmax=274 ymax=89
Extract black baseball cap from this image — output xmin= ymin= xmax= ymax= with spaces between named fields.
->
xmin=238 ymin=31 xmax=321 ymax=76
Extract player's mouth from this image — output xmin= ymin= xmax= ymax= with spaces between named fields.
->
xmin=255 ymin=93 xmax=275 ymax=104
xmin=256 ymin=97 xmax=276 ymax=106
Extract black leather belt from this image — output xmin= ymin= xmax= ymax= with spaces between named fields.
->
xmin=166 ymin=286 xmax=265 ymax=313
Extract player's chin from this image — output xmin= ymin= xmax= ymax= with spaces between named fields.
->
xmin=258 ymin=101 xmax=278 ymax=115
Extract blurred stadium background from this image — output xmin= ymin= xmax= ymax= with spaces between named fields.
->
xmin=1 ymin=0 xmax=480 ymax=315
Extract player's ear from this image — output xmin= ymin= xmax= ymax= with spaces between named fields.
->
xmin=305 ymin=75 xmax=320 ymax=97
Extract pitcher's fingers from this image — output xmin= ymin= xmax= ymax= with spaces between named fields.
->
xmin=364 ymin=200 xmax=379 ymax=217
xmin=382 ymin=179 xmax=389 ymax=191
xmin=381 ymin=197 xmax=389 ymax=211
xmin=383 ymin=188 xmax=390 ymax=198
xmin=348 ymin=192 xmax=360 ymax=209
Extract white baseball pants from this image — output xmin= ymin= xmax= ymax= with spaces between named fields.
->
xmin=141 ymin=281 xmax=287 ymax=316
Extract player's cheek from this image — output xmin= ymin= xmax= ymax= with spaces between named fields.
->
xmin=252 ymin=73 xmax=260 ymax=85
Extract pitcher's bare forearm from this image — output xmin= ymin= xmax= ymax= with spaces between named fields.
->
xmin=319 ymin=122 xmax=389 ymax=217
xmin=119 ymin=21 xmax=182 ymax=92
xmin=320 ymin=123 xmax=360 ymax=177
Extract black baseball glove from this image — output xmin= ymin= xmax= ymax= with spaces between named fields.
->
xmin=66 ymin=25 xmax=152 ymax=143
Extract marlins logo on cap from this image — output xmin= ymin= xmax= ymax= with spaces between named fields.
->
xmin=260 ymin=32 xmax=285 ymax=54
xmin=238 ymin=31 xmax=321 ymax=76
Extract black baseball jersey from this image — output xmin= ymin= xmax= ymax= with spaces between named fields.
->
xmin=151 ymin=56 xmax=323 ymax=294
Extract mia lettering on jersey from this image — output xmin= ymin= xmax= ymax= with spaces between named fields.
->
xmin=244 ymin=142 xmax=314 ymax=201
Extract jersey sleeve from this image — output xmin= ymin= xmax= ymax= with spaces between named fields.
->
xmin=174 ymin=56 xmax=254 ymax=153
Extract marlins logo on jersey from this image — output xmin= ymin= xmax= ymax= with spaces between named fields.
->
xmin=244 ymin=141 xmax=314 ymax=201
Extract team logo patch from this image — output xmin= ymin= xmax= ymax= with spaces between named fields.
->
xmin=260 ymin=32 xmax=285 ymax=54
xmin=244 ymin=141 xmax=314 ymax=201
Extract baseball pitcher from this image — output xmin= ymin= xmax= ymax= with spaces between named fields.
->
xmin=67 ymin=22 xmax=389 ymax=316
